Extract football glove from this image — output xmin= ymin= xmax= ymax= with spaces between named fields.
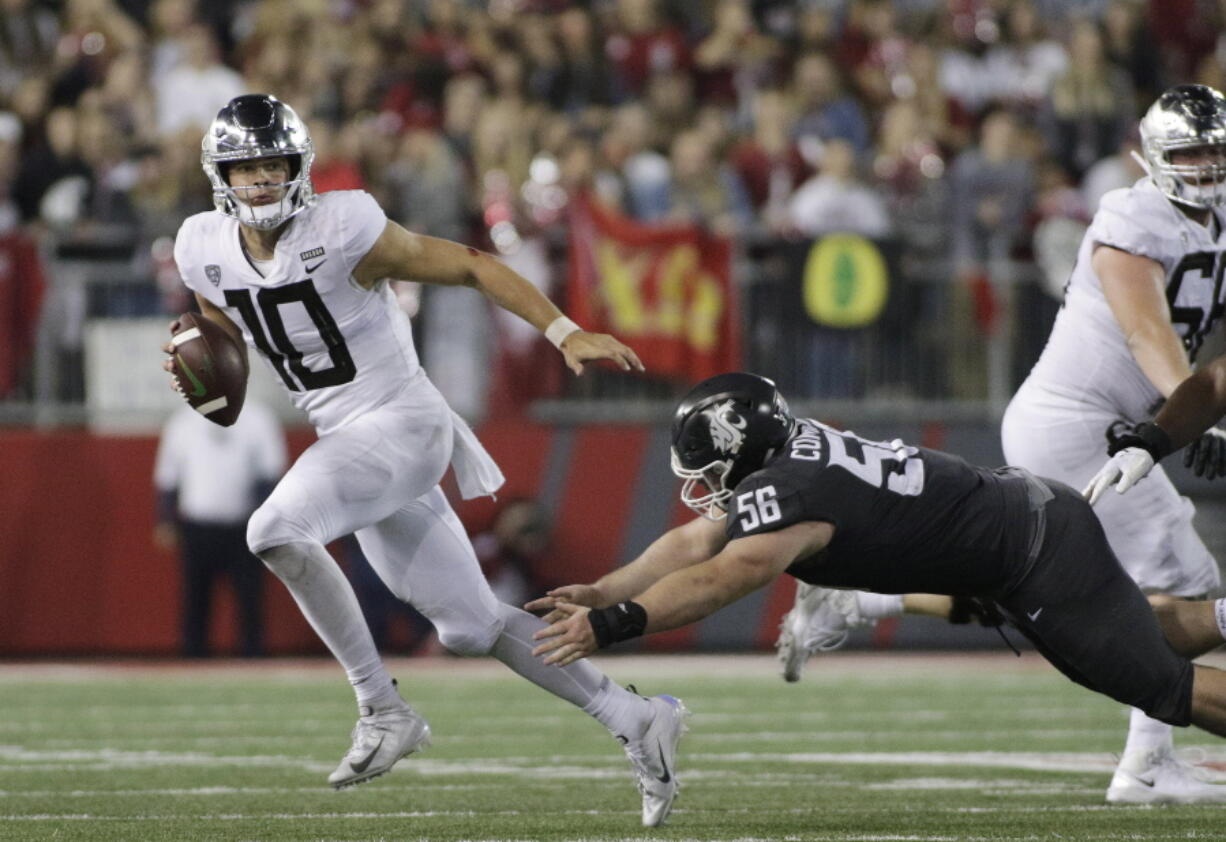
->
xmin=1184 ymin=427 xmax=1226 ymax=480
xmin=1083 ymin=447 xmax=1155 ymax=505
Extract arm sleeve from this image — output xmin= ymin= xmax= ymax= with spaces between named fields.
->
xmin=336 ymin=191 xmax=389 ymax=268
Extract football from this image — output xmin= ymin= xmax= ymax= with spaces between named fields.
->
xmin=169 ymin=312 xmax=248 ymax=426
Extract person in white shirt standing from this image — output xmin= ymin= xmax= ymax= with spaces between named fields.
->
xmin=160 ymin=94 xmax=686 ymax=827
xmin=154 ymin=399 xmax=287 ymax=657
xmin=774 ymin=85 xmax=1226 ymax=805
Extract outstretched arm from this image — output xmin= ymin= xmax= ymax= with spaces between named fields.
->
xmin=525 ymin=515 xmax=730 ymax=617
xmin=353 ymin=221 xmax=644 ymax=375
xmin=532 ymin=520 xmax=833 ymax=666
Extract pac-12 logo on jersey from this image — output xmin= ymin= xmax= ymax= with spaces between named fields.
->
xmin=704 ymin=399 xmax=747 ymax=455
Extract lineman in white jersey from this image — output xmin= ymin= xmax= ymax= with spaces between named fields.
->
xmin=773 ymin=85 xmax=1226 ymax=804
xmin=1001 ymin=84 xmax=1226 ymax=804
xmin=164 ymin=95 xmax=687 ymax=827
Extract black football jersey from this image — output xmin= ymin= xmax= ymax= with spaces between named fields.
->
xmin=725 ymin=419 xmax=1038 ymax=597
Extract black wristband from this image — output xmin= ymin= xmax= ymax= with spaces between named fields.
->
xmin=1108 ymin=421 xmax=1173 ymax=460
xmin=587 ymin=601 xmax=648 ymax=649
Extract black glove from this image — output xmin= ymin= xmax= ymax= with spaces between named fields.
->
xmin=1104 ymin=420 xmax=1173 ymax=460
xmin=1184 ymin=428 xmax=1226 ymax=479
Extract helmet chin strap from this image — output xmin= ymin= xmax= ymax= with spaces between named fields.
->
xmin=227 ymin=180 xmax=304 ymax=229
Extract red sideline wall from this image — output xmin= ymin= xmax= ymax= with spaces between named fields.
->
xmin=2 ymin=422 xmax=763 ymax=656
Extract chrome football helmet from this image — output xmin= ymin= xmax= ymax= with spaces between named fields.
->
xmin=201 ymin=94 xmax=316 ymax=229
xmin=1139 ymin=84 xmax=1226 ymax=209
xmin=671 ymin=373 xmax=795 ymax=520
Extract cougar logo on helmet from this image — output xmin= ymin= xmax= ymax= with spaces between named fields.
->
xmin=704 ymin=400 xmax=748 ymax=455
xmin=671 ymin=373 xmax=796 ymax=520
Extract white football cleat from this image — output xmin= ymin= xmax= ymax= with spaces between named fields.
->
xmin=777 ymin=584 xmax=871 ymax=683
xmin=619 ymin=694 xmax=689 ymax=827
xmin=1106 ymin=748 xmax=1226 ymax=804
xmin=328 ymin=701 xmax=432 ymax=790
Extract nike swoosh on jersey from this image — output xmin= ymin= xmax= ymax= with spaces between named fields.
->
xmin=349 ymin=736 xmax=385 ymax=773
xmin=305 ymin=260 xmax=327 ymax=273
xmin=1027 ymin=607 xmax=1043 ymax=621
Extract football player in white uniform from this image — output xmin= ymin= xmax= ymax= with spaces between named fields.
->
xmin=1002 ymin=83 xmax=1226 ymax=804
xmin=162 ymin=95 xmax=687 ymax=827
xmin=773 ymin=84 xmax=1226 ymax=804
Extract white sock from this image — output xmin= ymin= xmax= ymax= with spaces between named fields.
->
xmin=257 ymin=540 xmax=395 ymax=709
xmin=490 ymin=604 xmax=651 ymax=736
xmin=1120 ymin=708 xmax=1174 ymax=762
xmin=856 ymin=592 xmax=904 ymax=620
xmin=584 ymin=678 xmax=655 ymax=739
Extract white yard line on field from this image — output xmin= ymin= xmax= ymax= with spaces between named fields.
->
xmin=0 ymin=652 xmax=1060 ymax=681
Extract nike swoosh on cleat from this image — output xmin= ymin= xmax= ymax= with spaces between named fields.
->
xmin=653 ymin=738 xmax=671 ymax=783
xmin=1133 ymin=775 xmax=1156 ymax=787
xmin=615 ymin=735 xmax=629 ymax=745
xmin=348 ymin=736 xmax=385 ymax=774
xmin=1027 ymin=607 xmax=1043 ymax=621
xmin=305 ymin=260 xmax=327 ymax=273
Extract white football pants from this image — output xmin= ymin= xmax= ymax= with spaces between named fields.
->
xmin=1001 ymin=381 xmax=1219 ymax=597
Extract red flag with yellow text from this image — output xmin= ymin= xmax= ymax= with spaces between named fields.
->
xmin=566 ymin=195 xmax=741 ymax=381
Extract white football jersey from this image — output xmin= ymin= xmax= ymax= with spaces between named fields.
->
xmin=174 ymin=191 xmax=422 ymax=435
xmin=1026 ymin=178 xmax=1226 ymax=422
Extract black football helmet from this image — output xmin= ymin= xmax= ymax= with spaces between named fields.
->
xmin=1140 ymin=84 xmax=1226 ymax=208
xmin=201 ymin=94 xmax=315 ymax=229
xmin=670 ymin=373 xmax=795 ymax=519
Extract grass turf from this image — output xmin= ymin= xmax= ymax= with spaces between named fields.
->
xmin=1 ymin=653 xmax=1225 ymax=841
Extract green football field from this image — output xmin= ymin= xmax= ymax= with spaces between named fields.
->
xmin=3 ymin=653 xmax=1226 ymax=841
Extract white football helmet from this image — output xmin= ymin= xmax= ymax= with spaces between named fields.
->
xmin=1139 ymin=84 xmax=1226 ymax=209
xmin=201 ymin=94 xmax=316 ymax=229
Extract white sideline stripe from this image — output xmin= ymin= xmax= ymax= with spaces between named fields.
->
xmin=29 ymin=727 xmax=1124 ymax=749
xmin=690 ymin=750 xmax=1123 ymax=774
xmin=7 ymin=745 xmax=1226 ymax=780
xmin=169 ymin=327 xmax=202 ymax=347
xmin=0 ymin=746 xmax=1115 ymax=773
xmin=0 ymin=777 xmax=1105 ymax=799
xmin=196 ymin=396 xmax=228 ymax=414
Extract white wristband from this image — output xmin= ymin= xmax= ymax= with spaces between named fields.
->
xmin=545 ymin=316 xmax=582 ymax=349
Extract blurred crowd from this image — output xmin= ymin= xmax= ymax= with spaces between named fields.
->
xmin=3 ymin=0 xmax=1225 ymax=401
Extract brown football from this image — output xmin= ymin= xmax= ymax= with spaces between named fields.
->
xmin=169 ymin=312 xmax=248 ymax=426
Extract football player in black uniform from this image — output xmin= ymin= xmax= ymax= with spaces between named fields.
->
xmin=531 ymin=372 xmax=1226 ymax=738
